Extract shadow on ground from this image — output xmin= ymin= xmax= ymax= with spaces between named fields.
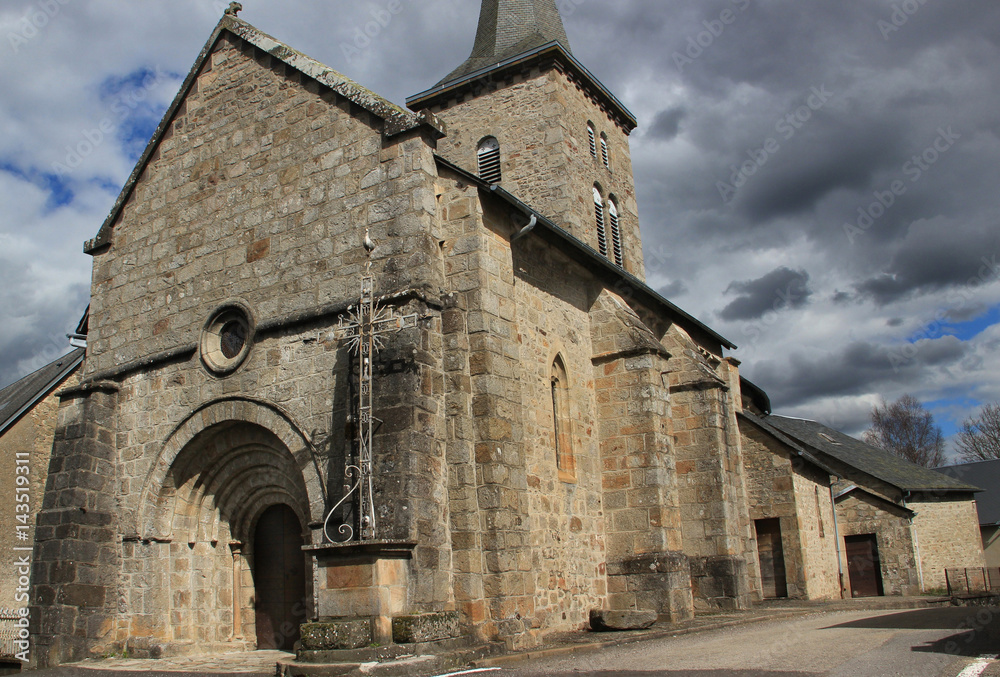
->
xmin=823 ymin=606 xmax=1000 ymax=658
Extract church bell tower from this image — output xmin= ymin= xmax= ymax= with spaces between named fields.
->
xmin=408 ymin=0 xmax=646 ymax=280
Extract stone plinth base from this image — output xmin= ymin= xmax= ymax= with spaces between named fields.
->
xmin=305 ymin=540 xmax=417 ymax=646
xmin=689 ymin=555 xmax=752 ymax=610
xmin=589 ymin=609 xmax=657 ymax=631
xmin=606 ymin=551 xmax=694 ymax=623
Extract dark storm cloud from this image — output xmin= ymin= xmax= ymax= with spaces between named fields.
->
xmin=856 ymin=225 xmax=1000 ymax=305
xmin=719 ymin=267 xmax=812 ymax=321
xmin=754 ymin=336 xmax=970 ymax=409
xmin=647 ymin=108 xmax=685 ymax=141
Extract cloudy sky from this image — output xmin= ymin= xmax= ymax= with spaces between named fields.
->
xmin=1 ymin=0 xmax=997 ymax=458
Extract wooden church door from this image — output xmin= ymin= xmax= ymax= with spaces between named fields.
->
xmin=845 ymin=534 xmax=884 ymax=597
xmin=755 ymin=519 xmax=788 ymax=599
xmin=253 ymin=505 xmax=307 ymax=650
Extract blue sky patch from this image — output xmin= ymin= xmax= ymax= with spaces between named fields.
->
xmin=910 ymin=304 xmax=1000 ymax=344
xmin=0 ymin=160 xmax=74 ymax=209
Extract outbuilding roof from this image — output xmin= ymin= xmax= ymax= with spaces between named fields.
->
xmin=938 ymin=459 xmax=1000 ymax=524
xmin=0 ymin=349 xmax=85 ymax=436
xmin=765 ymin=415 xmax=981 ymax=494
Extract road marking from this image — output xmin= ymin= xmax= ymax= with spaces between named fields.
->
xmin=430 ymin=670 xmax=502 ymax=677
xmin=956 ymin=656 xmax=996 ymax=677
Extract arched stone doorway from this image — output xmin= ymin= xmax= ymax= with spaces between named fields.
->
xmin=150 ymin=421 xmax=311 ymax=648
xmin=252 ymin=504 xmax=307 ymax=650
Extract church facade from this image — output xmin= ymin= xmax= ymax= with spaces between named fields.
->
xmin=23 ymin=0 xmax=983 ymax=668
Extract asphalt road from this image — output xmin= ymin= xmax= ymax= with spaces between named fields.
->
xmin=496 ymin=606 xmax=1000 ymax=677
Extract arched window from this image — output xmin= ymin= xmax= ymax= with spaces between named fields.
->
xmin=600 ymin=133 xmax=610 ymax=170
xmin=594 ymin=186 xmax=607 ymax=257
xmin=477 ymin=137 xmax=502 ymax=184
xmin=587 ymin=122 xmax=597 ymax=159
xmin=551 ymin=355 xmax=575 ymax=480
xmin=608 ymin=198 xmax=623 ymax=267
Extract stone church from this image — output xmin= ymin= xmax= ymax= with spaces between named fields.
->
xmin=20 ymin=0 xmax=983 ymax=668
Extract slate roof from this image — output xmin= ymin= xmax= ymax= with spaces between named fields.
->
xmin=738 ymin=410 xmax=837 ymax=477
xmin=434 ymin=156 xmax=737 ymax=352
xmin=938 ymin=459 xmax=1000 ymax=524
xmin=765 ymin=415 xmax=981 ymax=494
xmin=0 ymin=349 xmax=85 ymax=436
xmin=84 ymin=14 xmax=445 ymax=254
xmin=437 ymin=0 xmax=572 ymax=85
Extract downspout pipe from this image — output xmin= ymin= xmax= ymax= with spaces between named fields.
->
xmin=830 ymin=480 xmax=846 ymax=598
xmin=904 ymin=490 xmax=925 ymax=592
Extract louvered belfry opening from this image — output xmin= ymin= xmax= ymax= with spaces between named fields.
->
xmin=594 ymin=186 xmax=607 ymax=257
xmin=609 ymin=199 xmax=623 ymax=267
xmin=478 ymin=137 xmax=502 ymax=184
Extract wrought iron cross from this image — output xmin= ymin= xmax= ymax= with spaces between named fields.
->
xmin=323 ymin=232 xmax=418 ymax=543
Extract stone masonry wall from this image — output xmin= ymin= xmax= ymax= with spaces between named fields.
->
xmin=35 ymin=32 xmax=453 ymax=665
xmin=430 ymin=67 xmax=645 ymax=280
xmin=909 ymin=495 xmax=985 ymax=592
xmin=0 ymin=366 xmax=78 ymax=610
xmin=790 ymin=469 xmax=841 ymax=599
xmin=835 ymin=492 xmax=920 ymax=597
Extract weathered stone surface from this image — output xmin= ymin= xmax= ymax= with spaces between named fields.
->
xmin=300 ymin=620 xmax=373 ymax=651
xmin=589 ymin=609 xmax=656 ymax=632
xmin=391 ymin=612 xmax=462 ymax=644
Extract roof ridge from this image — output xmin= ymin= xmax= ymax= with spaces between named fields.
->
xmin=84 ymin=14 xmax=440 ymax=254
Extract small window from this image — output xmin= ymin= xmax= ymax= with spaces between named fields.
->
xmin=594 ymin=187 xmax=607 ymax=257
xmin=551 ymin=355 xmax=575 ymax=481
xmin=477 ymin=137 xmax=502 ymax=184
xmin=600 ymin=133 xmax=610 ymax=170
xmin=587 ymin=123 xmax=597 ymax=159
xmin=608 ymin=198 xmax=623 ymax=267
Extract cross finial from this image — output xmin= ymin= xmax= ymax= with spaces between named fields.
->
xmin=225 ymin=2 xmax=242 ymax=17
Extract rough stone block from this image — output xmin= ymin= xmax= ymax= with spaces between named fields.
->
xmin=391 ymin=611 xmax=462 ymax=644
xmin=300 ymin=619 xmax=373 ymax=651
xmin=589 ymin=609 xmax=657 ymax=632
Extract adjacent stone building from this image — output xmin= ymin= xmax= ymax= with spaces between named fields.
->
xmin=939 ymin=460 xmax=1000 ymax=569
xmin=738 ymin=383 xmax=984 ymax=600
xmin=18 ymin=0 xmax=985 ymax=668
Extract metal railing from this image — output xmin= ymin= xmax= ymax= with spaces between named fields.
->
xmin=945 ymin=568 xmax=1000 ymax=596
xmin=0 ymin=608 xmax=23 ymax=660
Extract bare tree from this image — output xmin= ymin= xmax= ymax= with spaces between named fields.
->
xmin=863 ymin=395 xmax=945 ymax=468
xmin=956 ymin=403 xmax=1000 ymax=461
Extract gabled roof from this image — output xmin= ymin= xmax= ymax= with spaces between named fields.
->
xmin=438 ymin=0 xmax=572 ymax=85
xmin=0 ymin=349 xmax=85 ymax=436
xmin=834 ymin=484 xmax=916 ymax=517
xmin=84 ymin=14 xmax=444 ymax=254
xmin=434 ymin=155 xmax=736 ymax=352
xmin=738 ymin=410 xmax=837 ymax=477
xmin=765 ymin=415 xmax=981 ymax=495
xmin=938 ymin=459 xmax=1000 ymax=525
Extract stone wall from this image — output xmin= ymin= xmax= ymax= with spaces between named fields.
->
xmin=0 ymin=366 xmax=79 ymax=609
xmin=791 ymin=470 xmax=841 ymax=599
xmin=909 ymin=494 xmax=985 ymax=592
xmin=835 ymin=492 xmax=920 ymax=597
xmin=430 ymin=67 xmax=645 ymax=280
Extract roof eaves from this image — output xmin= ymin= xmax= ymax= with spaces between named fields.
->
xmin=433 ymin=155 xmax=736 ymax=351
xmin=834 ymin=484 xmax=916 ymax=516
xmin=738 ymin=410 xmax=837 ymax=477
xmin=84 ymin=15 xmax=434 ymax=255
xmin=408 ymin=42 xmax=637 ymax=133
xmin=0 ymin=350 xmax=84 ymax=436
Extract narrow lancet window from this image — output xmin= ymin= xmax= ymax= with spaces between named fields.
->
xmin=587 ymin=123 xmax=597 ymax=159
xmin=600 ymin=133 xmax=610 ymax=170
xmin=551 ymin=355 xmax=574 ymax=480
xmin=608 ymin=198 xmax=623 ymax=267
xmin=594 ymin=186 xmax=607 ymax=257
xmin=477 ymin=137 xmax=502 ymax=184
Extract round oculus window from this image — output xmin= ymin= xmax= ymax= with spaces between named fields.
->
xmin=201 ymin=306 xmax=253 ymax=375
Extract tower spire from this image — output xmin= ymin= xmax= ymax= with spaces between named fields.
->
xmin=437 ymin=0 xmax=572 ymax=86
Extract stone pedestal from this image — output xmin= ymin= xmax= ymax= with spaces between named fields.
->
xmin=305 ymin=540 xmax=416 ymax=646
